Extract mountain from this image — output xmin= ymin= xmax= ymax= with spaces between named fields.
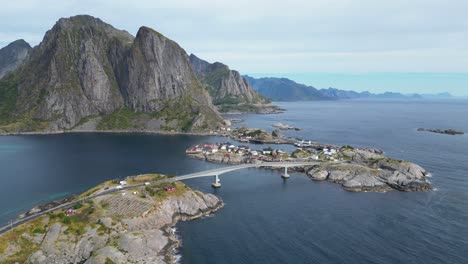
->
xmin=0 ymin=15 xmax=224 ymax=133
xmin=189 ymin=54 xmax=276 ymax=113
xmin=244 ymin=76 xmax=325 ymax=101
xmin=0 ymin=39 xmax=31 ymax=79
xmin=245 ymin=76 xmax=453 ymax=101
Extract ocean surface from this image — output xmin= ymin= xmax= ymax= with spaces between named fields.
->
xmin=1 ymin=99 xmax=467 ymax=263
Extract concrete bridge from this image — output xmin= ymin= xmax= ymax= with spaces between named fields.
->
xmin=175 ymin=162 xmax=320 ymax=188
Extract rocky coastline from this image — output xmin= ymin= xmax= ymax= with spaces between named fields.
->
xmin=0 ymin=129 xmax=229 ymax=137
xmin=0 ymin=175 xmax=223 ymax=263
xmin=187 ymin=144 xmax=431 ymax=192
xmin=417 ymin=128 xmax=464 ymax=135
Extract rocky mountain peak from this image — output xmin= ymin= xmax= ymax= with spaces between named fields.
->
xmin=0 ymin=15 xmax=223 ymax=133
xmin=189 ymin=53 xmax=269 ymax=109
xmin=0 ymin=39 xmax=32 ymax=79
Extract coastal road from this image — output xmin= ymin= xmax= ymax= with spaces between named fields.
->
xmin=0 ymin=161 xmax=320 ymax=235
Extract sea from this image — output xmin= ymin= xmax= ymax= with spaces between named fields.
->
xmin=0 ymin=99 xmax=467 ymax=263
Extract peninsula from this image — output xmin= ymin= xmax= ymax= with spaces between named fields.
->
xmin=0 ymin=174 xmax=223 ymax=263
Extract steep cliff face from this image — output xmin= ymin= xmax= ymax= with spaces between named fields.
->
xmin=189 ymin=54 xmax=272 ymax=113
xmin=0 ymin=15 xmax=222 ymax=132
xmin=0 ymin=39 xmax=31 ymax=79
xmin=2 ymin=15 xmax=131 ymax=129
xmin=123 ymin=27 xmax=198 ymax=112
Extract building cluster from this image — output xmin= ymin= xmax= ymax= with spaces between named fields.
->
xmin=186 ymin=143 xmax=289 ymax=161
xmin=209 ymin=126 xmax=232 ymax=135
xmin=186 ymin=143 xmax=251 ymax=155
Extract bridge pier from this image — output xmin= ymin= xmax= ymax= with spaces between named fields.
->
xmin=212 ymin=175 xmax=221 ymax=188
xmin=281 ymin=167 xmax=290 ymax=178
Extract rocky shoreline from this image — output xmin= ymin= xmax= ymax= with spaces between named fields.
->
xmin=187 ymin=145 xmax=431 ymax=192
xmin=0 ymin=176 xmax=223 ymax=263
xmin=221 ymin=105 xmax=285 ymax=115
xmin=417 ymin=128 xmax=464 ymax=135
xmin=0 ymin=129 xmax=227 ymax=137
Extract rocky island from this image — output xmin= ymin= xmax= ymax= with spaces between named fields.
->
xmin=417 ymin=128 xmax=464 ymax=135
xmin=186 ymin=137 xmax=431 ymax=192
xmin=0 ymin=174 xmax=222 ymax=263
xmin=272 ymin=123 xmax=302 ymax=130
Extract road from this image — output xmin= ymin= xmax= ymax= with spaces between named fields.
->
xmin=0 ymin=161 xmax=320 ymax=235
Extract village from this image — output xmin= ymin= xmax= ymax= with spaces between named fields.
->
xmin=185 ymin=141 xmax=342 ymax=164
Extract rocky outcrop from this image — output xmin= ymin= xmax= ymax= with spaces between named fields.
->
xmin=0 ymin=15 xmax=223 ymax=133
xmin=417 ymin=128 xmax=464 ymax=135
xmin=306 ymin=147 xmax=431 ymax=192
xmin=189 ymin=54 xmax=278 ymax=113
xmin=271 ymin=129 xmax=283 ymax=138
xmin=0 ymin=178 xmax=223 ymax=263
xmin=0 ymin=39 xmax=31 ymax=79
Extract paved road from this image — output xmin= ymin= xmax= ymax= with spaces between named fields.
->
xmin=0 ymin=161 xmax=320 ymax=235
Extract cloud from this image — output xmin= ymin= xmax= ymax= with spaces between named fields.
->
xmin=0 ymin=0 xmax=467 ymax=75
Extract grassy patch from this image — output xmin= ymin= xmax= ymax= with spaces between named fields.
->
xmin=0 ymin=217 xmax=44 ymax=262
xmin=97 ymin=107 xmax=144 ymax=130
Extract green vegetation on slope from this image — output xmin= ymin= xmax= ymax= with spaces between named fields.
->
xmin=96 ymin=107 xmax=145 ymax=130
xmin=0 ymin=73 xmax=19 ymax=125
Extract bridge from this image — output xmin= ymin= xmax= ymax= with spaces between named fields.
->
xmin=0 ymin=162 xmax=320 ymax=235
xmin=175 ymin=161 xmax=321 ymax=187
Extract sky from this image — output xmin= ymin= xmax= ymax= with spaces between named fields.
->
xmin=0 ymin=0 xmax=467 ymax=95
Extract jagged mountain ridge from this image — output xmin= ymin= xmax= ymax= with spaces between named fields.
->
xmin=189 ymin=54 xmax=276 ymax=113
xmin=245 ymin=75 xmax=453 ymax=101
xmin=0 ymin=15 xmax=223 ymax=133
xmin=0 ymin=39 xmax=32 ymax=79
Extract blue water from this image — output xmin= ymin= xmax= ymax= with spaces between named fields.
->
xmin=0 ymin=99 xmax=467 ymax=263
xmin=178 ymin=99 xmax=468 ymax=264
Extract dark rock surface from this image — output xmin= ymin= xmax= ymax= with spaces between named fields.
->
xmin=189 ymin=54 xmax=278 ymax=113
xmin=417 ymin=128 xmax=464 ymax=135
xmin=0 ymin=39 xmax=31 ymax=79
xmin=0 ymin=15 xmax=223 ymax=133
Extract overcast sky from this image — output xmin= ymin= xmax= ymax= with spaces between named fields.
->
xmin=1 ymin=0 xmax=467 ymax=95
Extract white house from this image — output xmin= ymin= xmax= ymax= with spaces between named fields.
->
xmin=120 ymin=181 xmax=128 ymax=186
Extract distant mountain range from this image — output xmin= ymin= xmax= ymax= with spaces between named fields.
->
xmin=244 ymin=76 xmax=453 ymax=101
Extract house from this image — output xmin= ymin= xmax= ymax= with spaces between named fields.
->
xmin=119 ymin=181 xmax=128 ymax=185
xmin=262 ymin=147 xmax=273 ymax=155
xmin=165 ymin=186 xmax=176 ymax=192
xmin=65 ymin=209 xmax=75 ymax=216
xmin=250 ymin=150 xmax=259 ymax=156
